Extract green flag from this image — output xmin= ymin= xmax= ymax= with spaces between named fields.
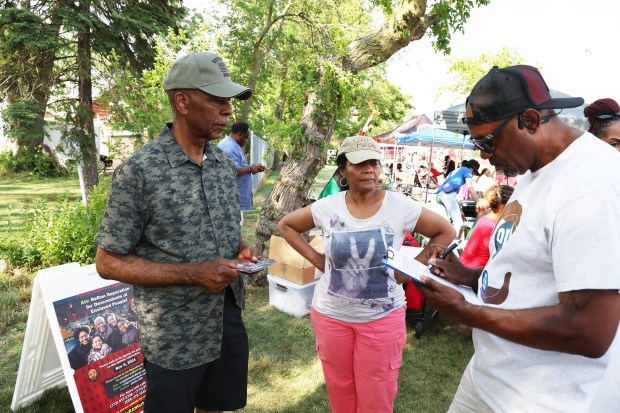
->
xmin=318 ymin=170 xmax=348 ymax=200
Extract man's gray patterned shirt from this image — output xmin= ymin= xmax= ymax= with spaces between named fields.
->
xmin=96 ymin=124 xmax=244 ymax=369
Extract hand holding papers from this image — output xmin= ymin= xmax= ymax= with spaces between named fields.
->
xmin=234 ymin=257 xmax=276 ymax=275
xmin=383 ymin=247 xmax=481 ymax=304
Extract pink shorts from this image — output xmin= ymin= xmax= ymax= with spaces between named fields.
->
xmin=311 ymin=307 xmax=406 ymax=413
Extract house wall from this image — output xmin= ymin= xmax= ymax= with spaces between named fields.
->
xmin=0 ymin=110 xmax=129 ymax=168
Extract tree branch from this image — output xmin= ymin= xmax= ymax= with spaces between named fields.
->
xmin=341 ymin=0 xmax=429 ymax=73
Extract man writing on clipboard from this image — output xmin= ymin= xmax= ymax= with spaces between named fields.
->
xmin=417 ymin=65 xmax=620 ymax=413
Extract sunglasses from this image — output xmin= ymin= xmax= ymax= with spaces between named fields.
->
xmin=595 ymin=112 xmax=620 ymax=120
xmin=469 ymin=111 xmax=559 ymax=153
xmin=469 ymin=115 xmax=515 ymax=153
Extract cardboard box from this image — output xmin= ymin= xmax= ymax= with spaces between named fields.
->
xmin=267 ymin=274 xmax=317 ymax=317
xmin=268 ymin=235 xmax=323 ymax=284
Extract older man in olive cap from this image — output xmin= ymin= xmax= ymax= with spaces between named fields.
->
xmin=95 ymin=51 xmax=263 ymax=413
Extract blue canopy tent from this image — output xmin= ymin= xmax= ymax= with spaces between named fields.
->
xmin=396 ymin=127 xmax=475 ymax=149
xmin=396 ymin=127 xmax=473 ymax=202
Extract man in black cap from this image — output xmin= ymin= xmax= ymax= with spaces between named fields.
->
xmin=418 ymin=65 xmax=620 ymax=412
xmin=95 ymin=51 xmax=262 ymax=413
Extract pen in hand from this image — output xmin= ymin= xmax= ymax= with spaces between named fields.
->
xmin=427 ymin=240 xmax=462 ymax=269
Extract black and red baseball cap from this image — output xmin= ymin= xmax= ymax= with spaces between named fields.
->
xmin=466 ymin=65 xmax=584 ymax=124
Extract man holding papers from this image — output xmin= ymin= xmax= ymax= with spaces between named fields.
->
xmin=416 ymin=65 xmax=620 ymax=413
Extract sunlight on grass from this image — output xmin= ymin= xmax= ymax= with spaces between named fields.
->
xmin=0 ymin=169 xmax=474 ymax=413
xmin=246 ymin=359 xmax=326 ymax=411
xmin=0 ymin=174 xmax=82 ymax=234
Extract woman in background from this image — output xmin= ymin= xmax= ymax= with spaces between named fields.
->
xmin=584 ymin=98 xmax=620 ymax=151
xmin=278 ymin=135 xmax=454 ymax=413
xmin=460 ymin=184 xmax=513 ymax=268
xmin=475 ymin=168 xmax=495 ymax=194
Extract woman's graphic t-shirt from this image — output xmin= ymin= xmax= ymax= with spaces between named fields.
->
xmin=311 ymin=190 xmax=422 ymax=322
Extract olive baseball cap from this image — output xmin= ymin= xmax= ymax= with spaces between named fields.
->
xmin=338 ymin=136 xmax=382 ymax=164
xmin=163 ymin=51 xmax=252 ymax=100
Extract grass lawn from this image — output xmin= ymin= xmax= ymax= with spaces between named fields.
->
xmin=0 ymin=167 xmax=473 ymax=413
xmin=0 ymin=174 xmax=82 ymax=236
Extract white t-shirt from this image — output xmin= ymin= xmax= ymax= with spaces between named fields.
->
xmin=590 ymin=323 xmax=620 ymax=412
xmin=476 ymin=174 xmax=495 ymax=193
xmin=472 ymin=133 xmax=620 ymax=412
xmin=310 ymin=190 xmax=421 ymax=322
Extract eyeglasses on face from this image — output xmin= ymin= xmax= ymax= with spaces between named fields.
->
xmin=595 ymin=112 xmax=620 ymax=120
xmin=469 ymin=111 xmax=559 ymax=153
xmin=468 ymin=115 xmax=515 ymax=153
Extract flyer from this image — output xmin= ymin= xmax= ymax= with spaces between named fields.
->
xmin=53 ymin=283 xmax=145 ymax=413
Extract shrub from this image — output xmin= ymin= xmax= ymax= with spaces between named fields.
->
xmin=0 ymin=147 xmax=65 ymax=178
xmin=4 ymin=175 xmax=112 ymax=268
xmin=0 ymin=150 xmax=17 ymax=175
xmin=0 ymin=239 xmax=39 ymax=269
xmin=32 ymin=150 xmax=61 ymax=178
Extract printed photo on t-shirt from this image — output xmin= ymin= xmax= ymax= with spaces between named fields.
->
xmin=328 ymin=228 xmax=393 ymax=300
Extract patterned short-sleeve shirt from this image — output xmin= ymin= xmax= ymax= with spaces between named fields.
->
xmin=96 ymin=124 xmax=244 ymax=369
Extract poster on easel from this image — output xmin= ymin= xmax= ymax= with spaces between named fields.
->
xmin=12 ymin=263 xmax=145 ymax=413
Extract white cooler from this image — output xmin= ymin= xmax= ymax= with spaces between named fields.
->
xmin=267 ymin=274 xmax=318 ymax=318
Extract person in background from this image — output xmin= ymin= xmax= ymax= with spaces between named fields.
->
xmin=459 ymin=184 xmax=513 ymax=268
xmin=584 ymin=98 xmax=620 ymax=151
xmin=419 ymin=65 xmax=620 ymax=413
xmin=436 ymin=159 xmax=480 ymax=233
xmin=475 ymin=167 xmax=495 ymax=193
xmin=443 ymin=154 xmax=456 ymax=178
xmin=394 ymin=162 xmax=405 ymax=182
xmin=423 ymin=161 xmax=441 ymax=187
xmin=382 ymin=162 xmax=391 ymax=182
xmin=95 ymin=51 xmax=263 ymax=413
xmin=218 ymin=122 xmax=267 ymax=225
xmin=278 ymin=135 xmax=455 ymax=413
xmin=458 ymin=165 xmax=479 ymax=200
xmin=583 ymin=99 xmax=620 ymax=412
xmin=430 ymin=162 xmax=442 ymax=179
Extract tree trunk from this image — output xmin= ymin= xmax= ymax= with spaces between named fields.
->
xmin=28 ymin=89 xmax=50 ymax=150
xmin=255 ymin=66 xmax=336 ymax=257
xmin=271 ymin=150 xmax=282 ymax=171
xmin=255 ymin=0 xmax=432 ymax=264
xmin=76 ymin=0 xmax=98 ymax=203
